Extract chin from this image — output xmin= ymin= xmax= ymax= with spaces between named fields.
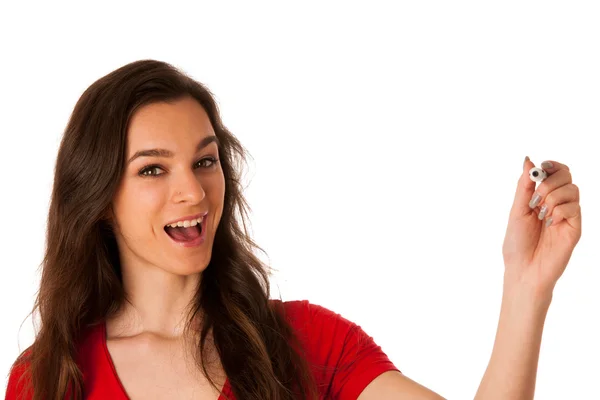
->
xmin=168 ymin=260 xmax=211 ymax=277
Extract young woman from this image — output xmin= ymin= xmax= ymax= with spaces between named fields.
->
xmin=5 ymin=59 xmax=582 ymax=400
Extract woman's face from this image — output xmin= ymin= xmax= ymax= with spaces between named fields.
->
xmin=110 ymin=96 xmax=225 ymax=276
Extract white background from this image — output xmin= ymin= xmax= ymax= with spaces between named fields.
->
xmin=1 ymin=1 xmax=598 ymax=399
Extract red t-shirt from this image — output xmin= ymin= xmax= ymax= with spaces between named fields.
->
xmin=5 ymin=300 xmax=399 ymax=399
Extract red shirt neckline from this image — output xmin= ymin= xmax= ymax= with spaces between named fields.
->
xmin=99 ymin=320 xmax=231 ymax=399
xmin=7 ymin=300 xmax=399 ymax=399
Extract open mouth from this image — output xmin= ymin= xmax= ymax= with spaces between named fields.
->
xmin=164 ymin=219 xmax=204 ymax=243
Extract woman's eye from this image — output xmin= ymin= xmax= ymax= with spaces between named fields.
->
xmin=138 ymin=157 xmax=219 ymax=177
xmin=139 ymin=165 xmax=164 ymax=177
xmin=196 ymin=157 xmax=219 ymax=169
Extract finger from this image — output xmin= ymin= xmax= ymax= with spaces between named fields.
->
xmin=545 ymin=201 xmax=582 ymax=231
xmin=537 ymin=160 xmax=570 ymax=176
xmin=529 ymin=168 xmax=573 ymax=209
xmin=535 ymin=183 xmax=579 ymax=221
xmin=511 ymin=156 xmax=537 ymax=218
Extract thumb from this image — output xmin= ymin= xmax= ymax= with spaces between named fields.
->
xmin=510 ymin=156 xmax=537 ymax=217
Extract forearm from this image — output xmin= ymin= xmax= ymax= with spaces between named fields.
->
xmin=474 ymin=282 xmax=552 ymax=400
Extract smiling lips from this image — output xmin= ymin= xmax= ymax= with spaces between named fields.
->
xmin=164 ymin=211 xmax=208 ymax=228
xmin=164 ymin=212 xmax=208 ymax=244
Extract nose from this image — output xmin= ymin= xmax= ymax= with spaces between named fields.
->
xmin=172 ymin=171 xmax=206 ymax=204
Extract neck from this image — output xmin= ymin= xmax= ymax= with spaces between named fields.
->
xmin=109 ymin=264 xmax=202 ymax=339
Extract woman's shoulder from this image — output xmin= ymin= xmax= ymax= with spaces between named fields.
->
xmin=5 ymin=321 xmax=115 ymax=399
xmin=270 ymin=299 xmax=400 ymax=399
xmin=269 ymin=299 xmax=364 ymax=349
xmin=271 ymin=298 xmax=361 ymax=320
xmin=270 ymin=299 xmax=351 ymax=327
xmin=5 ymin=348 xmax=34 ymax=399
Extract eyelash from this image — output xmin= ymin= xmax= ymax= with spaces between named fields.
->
xmin=138 ymin=157 xmax=220 ymax=177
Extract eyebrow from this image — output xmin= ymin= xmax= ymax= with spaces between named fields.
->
xmin=127 ymin=135 xmax=220 ymax=166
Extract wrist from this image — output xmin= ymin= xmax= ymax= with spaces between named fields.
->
xmin=502 ymin=277 xmax=554 ymax=314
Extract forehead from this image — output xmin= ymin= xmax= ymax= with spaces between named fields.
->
xmin=127 ymin=97 xmax=215 ymax=150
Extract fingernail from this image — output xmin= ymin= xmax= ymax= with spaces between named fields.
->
xmin=524 ymin=156 xmax=530 ymax=168
xmin=538 ymin=204 xmax=547 ymax=220
xmin=529 ymin=193 xmax=542 ymax=209
xmin=545 ymin=217 xmax=553 ymax=227
xmin=541 ymin=161 xmax=554 ymax=169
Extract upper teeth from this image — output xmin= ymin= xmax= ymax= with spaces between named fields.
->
xmin=166 ymin=216 xmax=204 ymax=228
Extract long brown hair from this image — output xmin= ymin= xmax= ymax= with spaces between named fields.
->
xmin=10 ymin=59 xmax=318 ymax=400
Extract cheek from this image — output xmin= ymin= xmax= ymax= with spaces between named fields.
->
xmin=132 ymin=189 xmax=163 ymax=228
xmin=207 ymin=173 xmax=226 ymax=219
xmin=137 ymin=188 xmax=164 ymax=208
xmin=114 ymin=183 xmax=164 ymax=234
